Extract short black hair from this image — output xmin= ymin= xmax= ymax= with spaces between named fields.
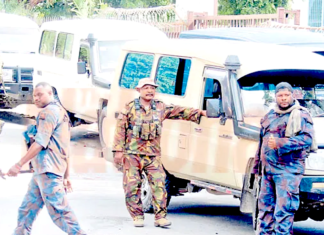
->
xmin=275 ymin=82 xmax=293 ymax=94
xmin=35 ymin=82 xmax=52 ymax=89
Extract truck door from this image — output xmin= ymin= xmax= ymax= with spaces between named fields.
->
xmin=189 ymin=68 xmax=237 ymax=187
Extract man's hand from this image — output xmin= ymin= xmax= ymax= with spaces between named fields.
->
xmin=7 ymin=163 xmax=22 ymax=177
xmin=114 ymin=151 xmax=124 ymax=171
xmin=64 ymin=178 xmax=73 ymax=193
xmin=268 ymin=134 xmax=277 ymax=149
xmin=200 ymin=110 xmax=207 ymax=117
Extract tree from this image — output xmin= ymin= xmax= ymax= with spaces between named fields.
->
xmin=218 ymin=0 xmax=291 ymax=15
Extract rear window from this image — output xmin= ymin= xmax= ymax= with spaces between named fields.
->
xmin=55 ymin=33 xmax=74 ymax=60
xmin=119 ymin=53 xmax=154 ymax=89
xmin=155 ymin=56 xmax=191 ymax=96
xmin=39 ymin=30 xmax=56 ymax=56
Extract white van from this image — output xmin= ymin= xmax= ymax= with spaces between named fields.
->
xmin=33 ymin=19 xmax=167 ymax=144
xmin=0 ymin=13 xmax=39 ymax=108
xmin=102 ymin=38 xmax=324 ymax=228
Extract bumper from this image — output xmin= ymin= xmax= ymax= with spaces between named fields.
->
xmin=300 ymin=176 xmax=324 ymax=201
xmin=0 ymin=83 xmax=33 ymax=108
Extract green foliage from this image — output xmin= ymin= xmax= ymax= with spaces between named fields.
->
xmin=103 ymin=0 xmax=172 ymax=8
xmin=33 ymin=1 xmax=73 ymax=17
xmin=218 ymin=0 xmax=291 ymax=15
xmin=0 ymin=0 xmax=33 ymax=16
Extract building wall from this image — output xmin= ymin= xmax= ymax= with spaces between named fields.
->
xmin=308 ymin=0 xmax=322 ymax=26
xmin=292 ymin=0 xmax=310 ymax=26
xmin=176 ymin=0 xmax=215 ymax=20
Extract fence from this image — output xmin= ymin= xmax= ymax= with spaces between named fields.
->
xmin=31 ymin=5 xmax=303 ymax=38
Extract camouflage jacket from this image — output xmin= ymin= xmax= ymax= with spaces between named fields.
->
xmin=252 ymin=109 xmax=314 ymax=175
xmin=113 ymin=98 xmax=202 ymax=156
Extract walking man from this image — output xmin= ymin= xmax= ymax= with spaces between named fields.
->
xmin=113 ymin=78 xmax=206 ymax=228
xmin=6 ymin=82 xmax=86 ymax=235
xmin=252 ymin=82 xmax=316 ymax=234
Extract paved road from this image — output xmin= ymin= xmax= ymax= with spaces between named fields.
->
xmin=0 ymin=106 xmax=323 ymax=235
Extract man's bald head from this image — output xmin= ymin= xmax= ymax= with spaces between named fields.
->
xmin=33 ymin=82 xmax=54 ymax=108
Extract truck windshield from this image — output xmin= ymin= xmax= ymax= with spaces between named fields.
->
xmin=98 ymin=40 xmax=128 ymax=72
xmin=0 ymin=28 xmax=38 ymax=53
xmin=238 ymin=70 xmax=324 ymax=117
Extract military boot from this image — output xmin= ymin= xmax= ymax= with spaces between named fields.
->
xmin=154 ymin=218 xmax=172 ymax=227
xmin=133 ymin=218 xmax=144 ymax=227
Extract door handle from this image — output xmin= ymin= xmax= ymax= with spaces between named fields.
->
xmin=194 ymin=127 xmax=202 ymax=133
xmin=219 ymin=134 xmax=232 ymax=140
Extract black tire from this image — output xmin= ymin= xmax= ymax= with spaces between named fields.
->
xmin=98 ymin=106 xmax=107 ymax=149
xmin=142 ymin=172 xmax=172 ymax=213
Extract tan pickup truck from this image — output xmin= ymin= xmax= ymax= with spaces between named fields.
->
xmin=102 ymin=39 xmax=324 ymax=230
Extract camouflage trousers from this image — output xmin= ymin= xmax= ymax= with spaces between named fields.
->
xmin=14 ymin=173 xmax=86 ymax=235
xmin=257 ymin=173 xmax=303 ymax=235
xmin=122 ymin=154 xmax=167 ymax=220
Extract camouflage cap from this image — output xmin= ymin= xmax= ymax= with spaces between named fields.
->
xmin=136 ymin=78 xmax=158 ymax=89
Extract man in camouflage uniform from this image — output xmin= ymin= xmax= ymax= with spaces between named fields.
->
xmin=252 ymin=82 xmax=315 ymax=235
xmin=7 ymin=82 xmax=86 ymax=235
xmin=113 ymin=78 xmax=206 ymax=228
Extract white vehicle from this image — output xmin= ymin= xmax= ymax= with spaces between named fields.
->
xmin=0 ymin=13 xmax=39 ymax=108
xmin=33 ymin=19 xmax=167 ymax=145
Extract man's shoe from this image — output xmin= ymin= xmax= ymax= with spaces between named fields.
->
xmin=133 ymin=218 xmax=144 ymax=227
xmin=154 ymin=218 xmax=172 ymax=227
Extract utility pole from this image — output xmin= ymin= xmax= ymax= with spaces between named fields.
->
xmin=214 ymin=0 xmax=218 ymax=16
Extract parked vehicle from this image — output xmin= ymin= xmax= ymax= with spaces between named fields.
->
xmin=179 ymin=27 xmax=324 ymax=55
xmin=101 ymin=38 xmax=324 ymax=230
xmin=33 ymin=19 xmax=167 ymax=145
xmin=0 ymin=13 xmax=39 ymax=109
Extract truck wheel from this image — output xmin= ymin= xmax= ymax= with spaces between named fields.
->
xmin=99 ymin=106 xmax=108 ymax=149
xmin=142 ymin=172 xmax=172 ymax=213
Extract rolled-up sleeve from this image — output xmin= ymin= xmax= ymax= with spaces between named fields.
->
xmin=163 ymin=105 xmax=201 ymax=123
xmin=35 ymin=110 xmax=57 ymax=148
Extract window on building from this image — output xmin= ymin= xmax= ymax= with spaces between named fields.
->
xmin=309 ymin=0 xmax=323 ymax=27
xmin=120 ymin=53 xmax=154 ymax=89
xmin=39 ymin=30 xmax=56 ymax=56
xmin=155 ymin=57 xmax=191 ymax=96
xmin=55 ymin=33 xmax=74 ymax=60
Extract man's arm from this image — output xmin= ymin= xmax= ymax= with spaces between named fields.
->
xmin=275 ymin=113 xmax=314 ymax=156
xmin=112 ymin=107 xmax=128 ymax=152
xmin=163 ymin=105 xmax=204 ymax=123
xmin=64 ymin=157 xmax=71 ymax=179
xmin=7 ymin=110 xmax=57 ymax=176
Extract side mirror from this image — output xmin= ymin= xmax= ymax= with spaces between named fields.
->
xmin=206 ymin=99 xmax=223 ymax=118
xmin=77 ymin=62 xmax=87 ymax=74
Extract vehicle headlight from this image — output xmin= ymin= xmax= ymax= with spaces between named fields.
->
xmin=1 ymin=69 xmax=13 ymax=82
xmin=306 ymin=150 xmax=324 ymax=171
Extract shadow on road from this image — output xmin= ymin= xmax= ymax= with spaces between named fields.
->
xmin=167 ymin=201 xmax=324 ymax=234
xmin=0 ymin=111 xmax=34 ymax=126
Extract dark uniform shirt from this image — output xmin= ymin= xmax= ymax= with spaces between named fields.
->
xmin=252 ymin=109 xmax=314 ymax=175
xmin=29 ymin=102 xmax=70 ymax=176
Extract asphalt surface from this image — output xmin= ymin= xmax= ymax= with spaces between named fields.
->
xmin=0 ymin=105 xmax=323 ymax=235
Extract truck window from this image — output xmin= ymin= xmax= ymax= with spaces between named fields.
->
xmin=119 ymin=53 xmax=154 ymax=89
xmin=78 ymin=45 xmax=91 ymax=77
xmin=39 ymin=30 xmax=56 ymax=56
xmin=55 ymin=33 xmax=74 ymax=60
xmin=239 ymin=70 xmax=324 ymax=117
xmin=155 ymin=57 xmax=191 ymax=96
xmin=202 ymin=78 xmax=222 ymax=110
